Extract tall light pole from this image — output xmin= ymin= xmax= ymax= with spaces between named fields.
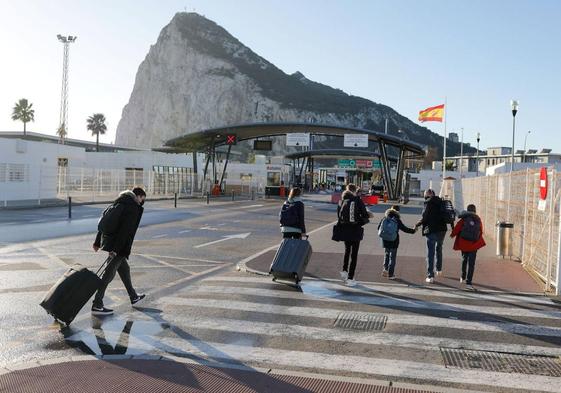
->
xmin=523 ymin=130 xmax=531 ymax=163
xmin=459 ymin=127 xmax=464 ymax=178
xmin=57 ymin=34 xmax=77 ymax=141
xmin=476 ymin=132 xmax=480 ymax=176
xmin=510 ymin=100 xmax=519 ymax=172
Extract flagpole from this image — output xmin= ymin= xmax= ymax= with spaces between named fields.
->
xmin=442 ymin=97 xmax=447 ymax=181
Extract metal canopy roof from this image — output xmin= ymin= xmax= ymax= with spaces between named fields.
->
xmin=164 ymin=122 xmax=426 ymax=157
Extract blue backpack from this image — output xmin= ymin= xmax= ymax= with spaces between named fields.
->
xmin=378 ymin=217 xmax=399 ymax=242
xmin=279 ymin=202 xmax=299 ymax=227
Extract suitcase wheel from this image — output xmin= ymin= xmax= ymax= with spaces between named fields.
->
xmin=272 ymin=277 xmax=277 ymax=282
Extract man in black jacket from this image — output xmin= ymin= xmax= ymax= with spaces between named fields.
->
xmin=92 ymin=188 xmax=146 ymax=315
xmin=416 ymin=189 xmax=449 ymax=283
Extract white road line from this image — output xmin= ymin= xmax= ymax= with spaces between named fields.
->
xmin=200 ymin=226 xmax=218 ymax=231
xmin=132 ymin=253 xmax=225 ymax=265
xmin=1 ymin=222 xmax=18 ymax=225
xmin=187 ymin=285 xmax=561 ymax=320
xmin=161 ymin=297 xmax=561 ymax=337
xmin=152 ymin=234 xmax=168 ymax=239
xmin=153 ymin=337 xmax=561 ymax=392
xmin=238 ymin=204 xmax=264 ymax=209
xmin=158 ymin=314 xmax=561 ymax=358
xmin=178 ymin=230 xmax=191 ymax=234
xmin=204 ymin=276 xmax=555 ymax=306
xmin=140 ymin=254 xmax=199 ymax=275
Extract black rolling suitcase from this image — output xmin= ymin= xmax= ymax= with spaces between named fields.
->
xmin=40 ymin=257 xmax=111 ymax=325
xmin=270 ymin=237 xmax=312 ymax=284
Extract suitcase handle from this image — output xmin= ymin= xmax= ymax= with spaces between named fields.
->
xmin=95 ymin=255 xmax=114 ymax=277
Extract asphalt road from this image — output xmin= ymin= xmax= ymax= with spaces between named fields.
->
xmin=1 ymin=198 xmax=560 ymax=393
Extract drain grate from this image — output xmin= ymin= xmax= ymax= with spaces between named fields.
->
xmin=334 ymin=312 xmax=387 ymax=331
xmin=441 ymin=348 xmax=561 ymax=377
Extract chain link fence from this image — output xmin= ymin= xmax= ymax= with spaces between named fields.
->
xmin=443 ymin=168 xmax=561 ymax=292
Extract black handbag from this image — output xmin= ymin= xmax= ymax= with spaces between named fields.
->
xmin=332 ymin=223 xmax=344 ymax=242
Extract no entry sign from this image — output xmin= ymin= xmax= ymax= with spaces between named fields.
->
xmin=540 ymin=167 xmax=548 ymax=200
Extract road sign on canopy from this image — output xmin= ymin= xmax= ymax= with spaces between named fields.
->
xmin=286 ymin=133 xmax=310 ymax=147
xmin=344 ymin=134 xmax=368 ymax=148
xmin=338 ymin=159 xmax=356 ymax=168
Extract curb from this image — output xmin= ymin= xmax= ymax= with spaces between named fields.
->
xmin=0 ymin=355 xmax=489 ymax=393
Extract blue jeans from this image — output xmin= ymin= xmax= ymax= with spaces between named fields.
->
xmin=426 ymin=231 xmax=446 ymax=278
xmin=384 ymin=248 xmax=398 ymax=277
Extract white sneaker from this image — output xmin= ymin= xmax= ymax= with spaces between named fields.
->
xmin=381 ymin=270 xmax=389 ymax=277
xmin=425 ymin=277 xmax=434 ymax=283
xmin=346 ymin=279 xmax=357 ymax=287
xmin=339 ymin=271 xmax=348 ymax=281
xmin=459 ymin=278 xmax=465 ymax=283
xmin=466 ymin=284 xmax=475 ymax=291
xmin=436 ymin=270 xmax=442 ymax=276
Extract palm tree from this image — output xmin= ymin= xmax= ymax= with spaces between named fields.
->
xmin=86 ymin=113 xmax=107 ymax=152
xmin=11 ymin=98 xmax=35 ymax=136
xmin=57 ymin=123 xmax=67 ymax=144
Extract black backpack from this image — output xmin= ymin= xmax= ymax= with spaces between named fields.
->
xmin=97 ymin=203 xmax=124 ymax=234
xmin=279 ymin=202 xmax=299 ymax=227
xmin=339 ymin=197 xmax=368 ymax=225
xmin=440 ymin=199 xmax=456 ymax=225
xmin=460 ymin=215 xmax=481 ymax=241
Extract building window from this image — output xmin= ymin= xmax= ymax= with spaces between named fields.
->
xmin=8 ymin=164 xmax=26 ymax=182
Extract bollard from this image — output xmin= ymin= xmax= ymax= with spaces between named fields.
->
xmin=68 ymin=196 xmax=72 ymax=219
xmin=174 ymin=192 xmax=177 ymax=208
xmin=231 ymin=190 xmax=235 ymax=201
xmin=206 ymin=192 xmax=210 ymax=205
xmin=251 ymin=190 xmax=255 ymax=201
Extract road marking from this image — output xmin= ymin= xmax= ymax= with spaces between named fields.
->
xmin=188 ymin=285 xmax=561 ymax=320
xmin=132 ymin=253 xmax=225 ymax=264
xmin=152 ymin=234 xmax=168 ymax=239
xmin=159 ymin=314 xmax=561 ymax=358
xmin=178 ymin=230 xmax=191 ymax=234
xmin=139 ymin=254 xmax=200 ymax=275
xmin=152 ymin=337 xmax=561 ymax=392
xmin=205 ymin=276 xmax=555 ymax=306
xmin=1 ymin=222 xmax=18 ymax=225
xmin=200 ymin=226 xmax=218 ymax=231
xmin=194 ymin=233 xmax=251 ymax=249
xmin=217 ymin=223 xmax=227 ymax=226
xmin=238 ymin=204 xmax=264 ymax=209
xmin=35 ymin=247 xmax=71 ymax=269
xmin=162 ymin=297 xmax=561 ymax=337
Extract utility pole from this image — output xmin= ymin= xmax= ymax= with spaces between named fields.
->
xmin=459 ymin=127 xmax=464 ymax=179
xmin=476 ymin=132 xmax=480 ymax=177
xmin=57 ymin=34 xmax=77 ymax=141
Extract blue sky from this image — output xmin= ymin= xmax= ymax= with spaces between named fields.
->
xmin=1 ymin=0 xmax=559 ymax=152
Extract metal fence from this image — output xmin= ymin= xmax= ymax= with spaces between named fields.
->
xmin=443 ymin=168 xmax=561 ymax=293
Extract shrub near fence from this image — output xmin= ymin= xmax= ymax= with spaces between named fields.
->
xmin=447 ymin=168 xmax=561 ymax=293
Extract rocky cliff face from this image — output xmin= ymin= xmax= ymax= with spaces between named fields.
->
xmin=116 ymin=12 xmax=467 ymax=157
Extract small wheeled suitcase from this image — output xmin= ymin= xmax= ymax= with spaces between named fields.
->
xmin=270 ymin=237 xmax=312 ymax=284
xmin=40 ymin=257 xmax=110 ymax=325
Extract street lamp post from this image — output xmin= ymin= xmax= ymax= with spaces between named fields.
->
xmin=476 ymin=132 xmax=480 ymax=176
xmin=523 ymin=130 xmax=531 ymax=163
xmin=459 ymin=127 xmax=464 ymax=178
xmin=510 ymin=100 xmax=519 ymax=172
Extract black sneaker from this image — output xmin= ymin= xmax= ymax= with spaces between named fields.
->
xmin=91 ymin=306 xmax=114 ymax=316
xmin=131 ymin=294 xmax=146 ymax=305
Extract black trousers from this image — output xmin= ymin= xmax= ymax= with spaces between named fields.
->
xmin=343 ymin=240 xmax=361 ymax=280
xmin=283 ymin=232 xmax=302 ymax=239
xmin=93 ymin=256 xmax=137 ymax=308
xmin=461 ymin=251 xmax=477 ymax=284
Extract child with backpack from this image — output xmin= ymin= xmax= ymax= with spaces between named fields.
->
xmin=378 ymin=205 xmax=417 ymax=280
xmin=450 ymin=204 xmax=486 ymax=290
xmin=279 ymin=187 xmax=306 ymax=239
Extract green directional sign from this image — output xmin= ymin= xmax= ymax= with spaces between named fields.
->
xmin=338 ymin=159 xmax=356 ymax=168
xmin=373 ymin=160 xmax=382 ymax=169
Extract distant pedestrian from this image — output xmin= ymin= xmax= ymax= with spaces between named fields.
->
xmin=450 ymin=204 xmax=486 ymax=290
xmin=92 ymin=188 xmax=147 ymax=315
xmin=416 ymin=189 xmax=451 ymax=283
xmin=378 ymin=205 xmax=417 ymax=280
xmin=279 ymin=187 xmax=306 ymax=239
xmin=336 ymin=184 xmax=370 ymax=286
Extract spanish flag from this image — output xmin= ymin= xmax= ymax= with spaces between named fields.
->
xmin=418 ymin=104 xmax=445 ymax=122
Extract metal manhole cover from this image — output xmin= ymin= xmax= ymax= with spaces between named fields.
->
xmin=334 ymin=312 xmax=387 ymax=331
xmin=441 ymin=348 xmax=561 ymax=377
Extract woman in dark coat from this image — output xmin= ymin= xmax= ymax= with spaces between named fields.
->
xmin=336 ymin=184 xmax=370 ymax=286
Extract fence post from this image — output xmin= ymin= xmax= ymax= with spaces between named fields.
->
xmin=522 ymin=169 xmax=530 ymax=261
xmin=68 ymin=196 xmax=72 ymax=219
xmin=556 ymin=176 xmax=561 ymax=295
xmin=231 ymin=190 xmax=235 ymax=201
xmin=546 ymin=170 xmax=557 ymax=291
xmin=206 ymin=192 xmax=210 ymax=205
xmin=174 ymin=192 xmax=177 ymax=208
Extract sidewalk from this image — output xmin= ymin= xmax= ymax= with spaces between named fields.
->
xmin=0 ymin=357 xmax=453 ymax=393
xmin=247 ymin=206 xmax=544 ymax=293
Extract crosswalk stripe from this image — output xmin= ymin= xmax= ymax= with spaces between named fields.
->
xmin=160 ymin=297 xmax=561 ymax=336
xmin=188 ymin=285 xmax=561 ymax=320
xmin=202 ymin=276 xmax=555 ymax=305
xmin=158 ymin=313 xmax=561 ymax=357
xmin=154 ymin=337 xmax=560 ymax=392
